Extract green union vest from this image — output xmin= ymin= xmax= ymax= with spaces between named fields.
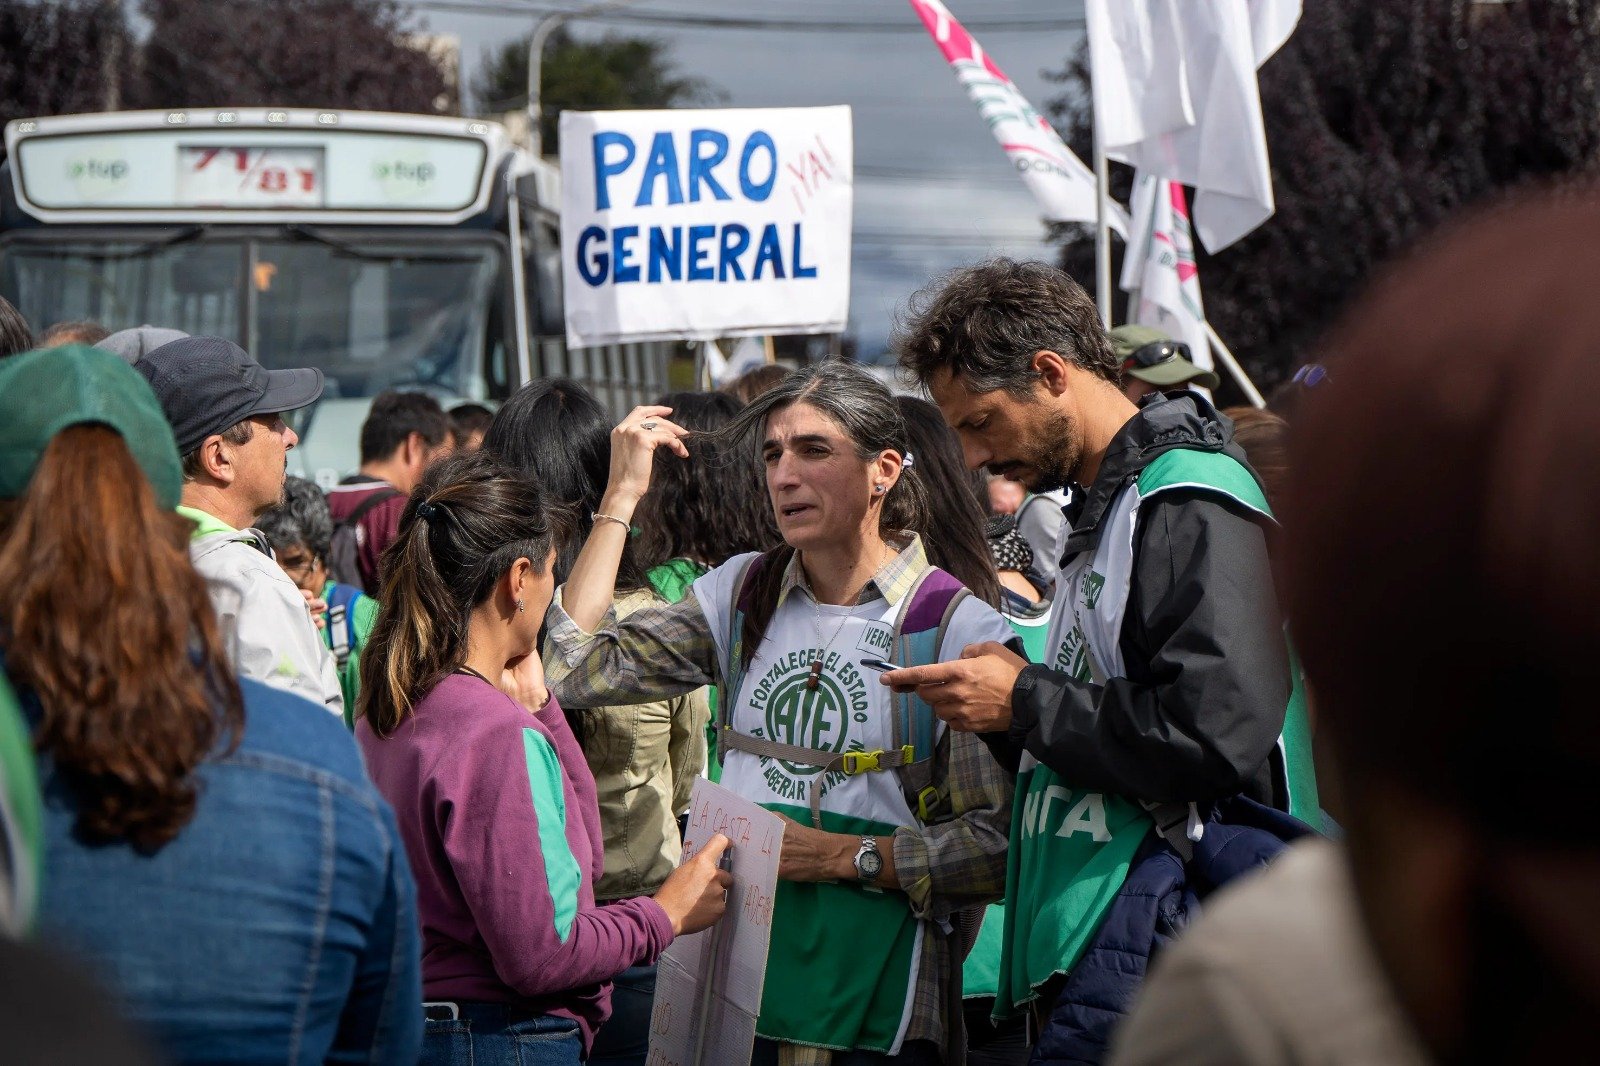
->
xmin=996 ymin=448 xmax=1319 ymax=1016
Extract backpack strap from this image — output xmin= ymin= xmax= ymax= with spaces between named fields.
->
xmin=719 ymin=731 xmax=920 ymax=829
xmin=890 ymin=569 xmax=970 ymax=824
xmin=1138 ymin=799 xmax=1205 ymax=862
xmin=323 ymin=583 xmax=364 ymax=669
xmin=718 ymin=557 xmax=972 ymax=829
xmin=716 ymin=553 xmax=766 ymax=776
xmin=339 ymin=486 xmax=403 ymax=527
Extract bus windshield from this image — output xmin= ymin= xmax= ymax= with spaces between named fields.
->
xmin=0 ymin=233 xmax=505 ymax=400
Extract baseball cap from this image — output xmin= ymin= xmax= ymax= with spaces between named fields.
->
xmin=1109 ymin=324 xmax=1221 ymax=390
xmin=0 ymin=345 xmax=183 ymax=509
xmin=97 ymin=324 xmax=189 ymax=364
xmin=134 ymin=336 xmax=323 ymax=455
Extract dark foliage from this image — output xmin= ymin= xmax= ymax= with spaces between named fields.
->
xmin=0 ymin=0 xmax=453 ymax=135
xmin=1049 ymin=0 xmax=1600 ymax=396
xmin=473 ymin=26 xmax=722 ymax=149
xmin=0 ymin=0 xmax=131 ymax=131
xmin=133 ymin=0 xmax=451 ymax=113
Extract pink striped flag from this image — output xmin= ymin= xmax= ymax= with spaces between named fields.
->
xmin=908 ymin=0 xmax=1127 ymax=235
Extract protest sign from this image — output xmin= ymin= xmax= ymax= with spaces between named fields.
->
xmin=646 ymin=779 xmax=785 ymax=1066
xmin=559 ymin=106 xmax=852 ymax=349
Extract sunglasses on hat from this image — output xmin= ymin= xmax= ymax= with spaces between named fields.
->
xmin=1292 ymin=363 xmax=1329 ymax=388
xmin=1123 ymin=339 xmax=1192 ymax=370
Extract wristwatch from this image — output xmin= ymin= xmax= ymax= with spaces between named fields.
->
xmin=853 ymin=836 xmax=883 ymax=883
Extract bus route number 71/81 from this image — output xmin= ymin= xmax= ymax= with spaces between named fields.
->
xmin=177 ymin=146 xmax=325 ymax=208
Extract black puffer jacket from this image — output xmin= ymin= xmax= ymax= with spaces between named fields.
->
xmin=990 ymin=392 xmax=1293 ymax=809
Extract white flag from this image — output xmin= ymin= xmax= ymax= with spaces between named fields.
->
xmin=701 ymin=336 xmax=769 ymax=387
xmin=1248 ymin=0 xmax=1303 ymax=64
xmin=1119 ymin=173 xmax=1211 ymax=372
xmin=721 ymin=335 xmax=769 ymax=384
xmin=1086 ymin=0 xmax=1299 ymax=252
xmin=909 ymin=0 xmax=1127 ymax=234
xmin=701 ymin=339 xmax=729 ymax=385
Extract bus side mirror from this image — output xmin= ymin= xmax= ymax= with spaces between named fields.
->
xmin=528 ymin=215 xmax=563 ymax=337
xmin=516 ymin=173 xmax=564 ymax=338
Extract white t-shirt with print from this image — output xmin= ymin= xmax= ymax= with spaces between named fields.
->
xmin=694 ymin=552 xmax=1014 ymax=827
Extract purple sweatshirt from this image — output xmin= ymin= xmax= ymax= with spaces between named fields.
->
xmin=357 ymin=673 xmax=674 ymax=1050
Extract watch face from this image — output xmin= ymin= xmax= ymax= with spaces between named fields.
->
xmin=858 ymin=847 xmax=884 ymax=880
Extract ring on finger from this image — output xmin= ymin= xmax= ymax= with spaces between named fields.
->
xmin=640 ymin=420 xmax=659 ymax=431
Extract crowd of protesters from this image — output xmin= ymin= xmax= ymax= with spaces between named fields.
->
xmin=0 ymin=184 xmax=1596 ymax=1066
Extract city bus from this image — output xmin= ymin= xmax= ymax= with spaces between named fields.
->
xmin=0 ymin=107 xmax=675 ymax=483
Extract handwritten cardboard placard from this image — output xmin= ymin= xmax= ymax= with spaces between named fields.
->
xmin=646 ymin=779 xmax=785 ymax=1066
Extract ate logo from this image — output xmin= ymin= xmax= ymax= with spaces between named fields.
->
xmin=1081 ymin=570 xmax=1105 ymax=610
xmin=745 ymin=650 xmax=871 ymax=801
xmin=763 ymin=669 xmax=851 ymax=775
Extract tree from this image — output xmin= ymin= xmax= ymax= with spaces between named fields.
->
xmin=0 ymin=0 xmax=130 ymax=132
xmin=132 ymin=0 xmax=451 ymax=114
xmin=1050 ymin=0 xmax=1600 ymax=397
xmin=474 ymin=27 xmax=723 ymax=151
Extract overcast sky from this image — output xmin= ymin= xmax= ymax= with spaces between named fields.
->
xmin=408 ymin=0 xmax=1086 ymax=357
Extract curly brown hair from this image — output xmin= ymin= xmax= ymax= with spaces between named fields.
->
xmin=0 ymin=426 xmax=243 ymax=852
xmin=632 ymin=391 xmax=779 ymax=571
xmin=893 ymin=257 xmax=1120 ymax=395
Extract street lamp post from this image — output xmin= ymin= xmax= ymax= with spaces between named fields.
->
xmin=526 ymin=0 xmax=642 ymax=157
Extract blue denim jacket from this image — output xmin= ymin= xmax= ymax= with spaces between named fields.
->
xmin=28 ymin=677 xmax=422 ymax=1065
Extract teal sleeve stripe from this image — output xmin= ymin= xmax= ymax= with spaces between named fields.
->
xmin=522 ymin=727 xmax=583 ymax=943
xmin=1137 ymin=448 xmax=1274 ymax=521
xmin=0 ymin=676 xmax=40 ymax=932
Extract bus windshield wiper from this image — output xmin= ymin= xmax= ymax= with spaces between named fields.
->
xmin=284 ymin=224 xmax=484 ymax=264
xmin=17 ymin=224 xmax=207 ymax=261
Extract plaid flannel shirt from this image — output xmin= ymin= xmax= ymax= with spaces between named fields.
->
xmin=545 ymin=535 xmax=1012 ymax=1056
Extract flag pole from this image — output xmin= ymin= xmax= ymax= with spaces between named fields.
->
xmin=1093 ymin=129 xmax=1112 ymax=328
xmin=1204 ymin=323 xmax=1267 ymax=409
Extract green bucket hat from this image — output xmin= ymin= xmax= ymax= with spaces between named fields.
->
xmin=1109 ymin=324 xmax=1221 ymax=390
xmin=0 ymin=345 xmax=184 ymax=509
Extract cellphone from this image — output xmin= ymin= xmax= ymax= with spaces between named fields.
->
xmin=859 ymin=657 xmax=894 ymax=672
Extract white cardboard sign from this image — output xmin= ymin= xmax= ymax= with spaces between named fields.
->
xmin=645 ymin=779 xmax=785 ymax=1066
xmin=559 ymin=106 xmax=853 ymax=349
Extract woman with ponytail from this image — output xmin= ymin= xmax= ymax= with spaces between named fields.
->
xmin=354 ymin=450 xmax=732 ymax=1066
xmin=546 ymin=361 xmax=1017 ymax=1064
xmin=484 ymin=379 xmax=721 ymax=1066
xmin=0 ymin=347 xmax=420 ymax=1064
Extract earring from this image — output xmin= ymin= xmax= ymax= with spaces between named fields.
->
xmin=874 ymin=484 xmax=886 ymax=494
xmin=516 ymin=598 xmax=526 ymax=613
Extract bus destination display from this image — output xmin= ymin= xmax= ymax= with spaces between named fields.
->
xmin=10 ymin=120 xmax=493 ymax=219
xmin=176 ymin=146 xmax=325 ymax=207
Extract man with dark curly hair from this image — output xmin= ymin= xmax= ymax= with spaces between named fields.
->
xmin=888 ymin=258 xmax=1316 ymax=1059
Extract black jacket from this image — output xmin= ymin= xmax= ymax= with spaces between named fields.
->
xmin=992 ymin=392 xmax=1292 ymax=807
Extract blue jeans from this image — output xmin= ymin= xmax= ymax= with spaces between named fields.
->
xmin=422 ymin=1003 xmax=583 ymax=1066
xmin=588 ymin=963 xmax=656 ymax=1066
